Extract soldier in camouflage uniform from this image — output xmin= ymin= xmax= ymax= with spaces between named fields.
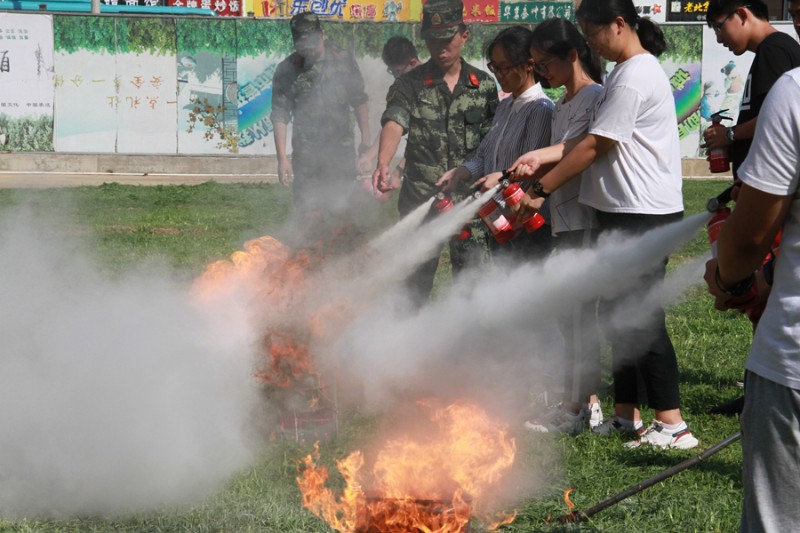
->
xmin=372 ymin=0 xmax=498 ymax=306
xmin=271 ymin=12 xmax=371 ymax=215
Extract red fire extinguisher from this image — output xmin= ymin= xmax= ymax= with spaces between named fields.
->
xmin=707 ymin=110 xmax=732 ymax=173
xmin=705 ymin=185 xmax=781 ymax=323
xmin=502 ymin=180 xmax=546 ymax=233
xmin=431 ymin=191 xmax=471 ymax=241
xmin=477 ymin=178 xmax=544 ymax=244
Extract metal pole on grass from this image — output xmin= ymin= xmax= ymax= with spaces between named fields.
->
xmin=558 ymin=431 xmax=742 ymax=524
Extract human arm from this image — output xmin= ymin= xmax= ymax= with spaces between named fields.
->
xmin=272 ymin=120 xmax=293 ymax=186
xmin=372 ymin=120 xmax=404 ymax=192
xmin=704 ymin=185 xmax=791 ymax=309
xmin=355 ymin=101 xmax=371 ymax=156
xmin=702 ymin=117 xmax=757 ymax=151
xmin=357 ymin=133 xmax=381 ymax=175
xmin=704 ymin=71 xmax=800 ymax=309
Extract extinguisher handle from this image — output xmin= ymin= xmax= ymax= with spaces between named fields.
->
xmin=706 ymin=184 xmax=736 ymax=212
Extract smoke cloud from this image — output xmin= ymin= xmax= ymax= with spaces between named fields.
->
xmin=307 ymin=205 xmax=711 ymax=416
xmin=0 ymin=207 xmax=265 ymax=518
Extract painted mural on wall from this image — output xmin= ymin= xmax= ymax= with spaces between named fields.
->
xmin=176 ymin=19 xmax=238 ymax=154
xmin=54 ymin=17 xmax=178 ymax=154
xmin=33 ymin=15 xmax=737 ymax=160
xmin=0 ymin=13 xmax=54 ymax=152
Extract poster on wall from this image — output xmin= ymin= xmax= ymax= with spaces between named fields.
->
xmin=54 ymin=18 xmax=177 ymax=154
xmin=176 ymin=19 xmax=238 ymax=155
xmin=236 ymin=56 xmax=277 ymax=154
xmin=0 ymin=13 xmax=55 ymax=152
xmin=249 ymin=0 xmax=410 ymax=20
xmin=668 ymin=0 xmax=708 ymax=22
xmin=498 ymin=1 xmax=573 ymax=23
xmin=635 ymin=0 xmax=666 ymax=23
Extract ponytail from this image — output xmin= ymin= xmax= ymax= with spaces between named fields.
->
xmin=636 ymin=17 xmax=666 ymax=57
xmin=577 ymin=0 xmax=666 ymax=57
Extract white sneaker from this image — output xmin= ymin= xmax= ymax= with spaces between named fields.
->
xmin=525 ymin=406 xmax=586 ymax=435
xmin=586 ymin=402 xmax=603 ymax=429
xmin=624 ymin=421 xmax=699 ymax=450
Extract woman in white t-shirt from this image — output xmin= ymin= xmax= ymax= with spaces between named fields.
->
xmin=508 ymin=0 xmax=697 ymax=450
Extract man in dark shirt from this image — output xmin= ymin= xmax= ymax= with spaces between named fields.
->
xmin=271 ymin=12 xmax=371 ymax=214
xmin=703 ymin=0 xmax=800 ymax=178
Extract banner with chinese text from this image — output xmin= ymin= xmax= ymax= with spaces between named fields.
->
xmin=249 ymin=0 xmax=410 ymax=20
xmin=0 ymin=13 xmax=54 ymax=151
xmin=498 ymin=1 xmax=573 ymax=23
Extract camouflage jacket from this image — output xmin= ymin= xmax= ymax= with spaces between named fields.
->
xmin=270 ymin=42 xmax=368 ymax=159
xmin=381 ymin=58 xmax=498 ymax=209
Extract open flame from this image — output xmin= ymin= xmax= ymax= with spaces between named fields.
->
xmin=297 ymin=400 xmax=517 ymax=532
xmin=192 ymin=235 xmax=319 ymax=389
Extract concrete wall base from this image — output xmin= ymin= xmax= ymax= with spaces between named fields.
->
xmin=0 ymin=152 xmax=729 ymax=179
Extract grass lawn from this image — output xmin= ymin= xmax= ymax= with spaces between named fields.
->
xmin=0 ymin=179 xmax=751 ymax=532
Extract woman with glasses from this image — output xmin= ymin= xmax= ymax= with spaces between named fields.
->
xmin=477 ymin=17 xmax=606 ymax=436
xmin=436 ymin=25 xmax=554 ymax=259
xmin=509 ymin=0 xmax=698 ymax=451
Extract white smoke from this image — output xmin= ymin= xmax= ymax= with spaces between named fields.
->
xmin=0 ymin=207 xmax=265 ymax=518
xmin=314 ymin=209 xmax=711 ymax=414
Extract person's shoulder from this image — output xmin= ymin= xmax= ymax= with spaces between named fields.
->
xmin=758 ymin=30 xmax=800 ymax=55
xmin=275 ymin=53 xmax=303 ymax=73
xmin=461 ymin=60 xmax=493 ymax=82
xmin=776 ymin=66 xmax=800 ymax=92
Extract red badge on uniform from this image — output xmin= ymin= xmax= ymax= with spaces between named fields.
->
xmin=469 ymin=72 xmax=479 ymax=87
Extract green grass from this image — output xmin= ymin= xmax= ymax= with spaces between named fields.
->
xmin=0 ymin=179 xmax=750 ymax=532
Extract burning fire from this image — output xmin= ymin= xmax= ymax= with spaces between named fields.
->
xmin=191 ymin=235 xmax=321 ymax=389
xmin=297 ymin=400 xmax=517 ymax=532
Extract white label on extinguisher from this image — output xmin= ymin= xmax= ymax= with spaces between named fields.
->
xmin=485 ymin=208 xmax=511 ymax=233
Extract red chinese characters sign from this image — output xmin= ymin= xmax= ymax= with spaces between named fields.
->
xmin=167 ymin=0 xmax=242 ymax=16
xmin=463 ymin=0 xmax=498 ymax=22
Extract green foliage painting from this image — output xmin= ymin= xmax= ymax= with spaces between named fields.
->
xmin=663 ymin=25 xmax=702 ymax=64
xmin=0 ymin=115 xmax=54 ymax=152
xmin=177 ymin=18 xmax=237 ymax=55
xmin=116 ymin=18 xmax=176 ymax=56
xmin=236 ymin=19 xmax=293 ymax=58
xmin=53 ymin=16 xmax=116 ymax=54
xmin=55 ymin=16 xmax=175 ymax=56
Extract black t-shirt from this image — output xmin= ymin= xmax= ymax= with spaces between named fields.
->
xmin=732 ymin=31 xmax=800 ymax=174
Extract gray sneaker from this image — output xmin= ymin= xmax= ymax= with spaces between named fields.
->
xmin=525 ymin=406 xmax=587 ymax=435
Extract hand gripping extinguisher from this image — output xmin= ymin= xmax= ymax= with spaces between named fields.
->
xmin=431 ymin=191 xmax=471 ymax=241
xmin=476 ymin=173 xmax=544 ymax=244
xmin=707 ymin=110 xmax=732 ymax=173
xmin=502 ymin=180 xmax=546 ymax=233
xmin=706 ymin=184 xmax=781 ymax=324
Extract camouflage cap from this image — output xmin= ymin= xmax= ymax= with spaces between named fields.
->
xmin=421 ymin=0 xmax=464 ymax=40
xmin=290 ymin=11 xmax=322 ymax=41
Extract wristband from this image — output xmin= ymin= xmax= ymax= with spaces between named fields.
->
xmin=715 ymin=266 xmax=755 ymax=297
xmin=531 ymin=180 xmax=550 ymax=198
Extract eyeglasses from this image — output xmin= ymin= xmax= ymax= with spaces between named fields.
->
xmin=532 ymin=57 xmax=557 ymax=75
xmin=487 ymin=61 xmax=524 ymax=76
xmin=711 ymin=6 xmax=749 ymax=35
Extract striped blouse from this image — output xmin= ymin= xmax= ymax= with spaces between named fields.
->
xmin=462 ymin=83 xmax=554 ymax=181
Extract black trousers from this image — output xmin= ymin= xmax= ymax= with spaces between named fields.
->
xmin=596 ymin=211 xmax=683 ymax=411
